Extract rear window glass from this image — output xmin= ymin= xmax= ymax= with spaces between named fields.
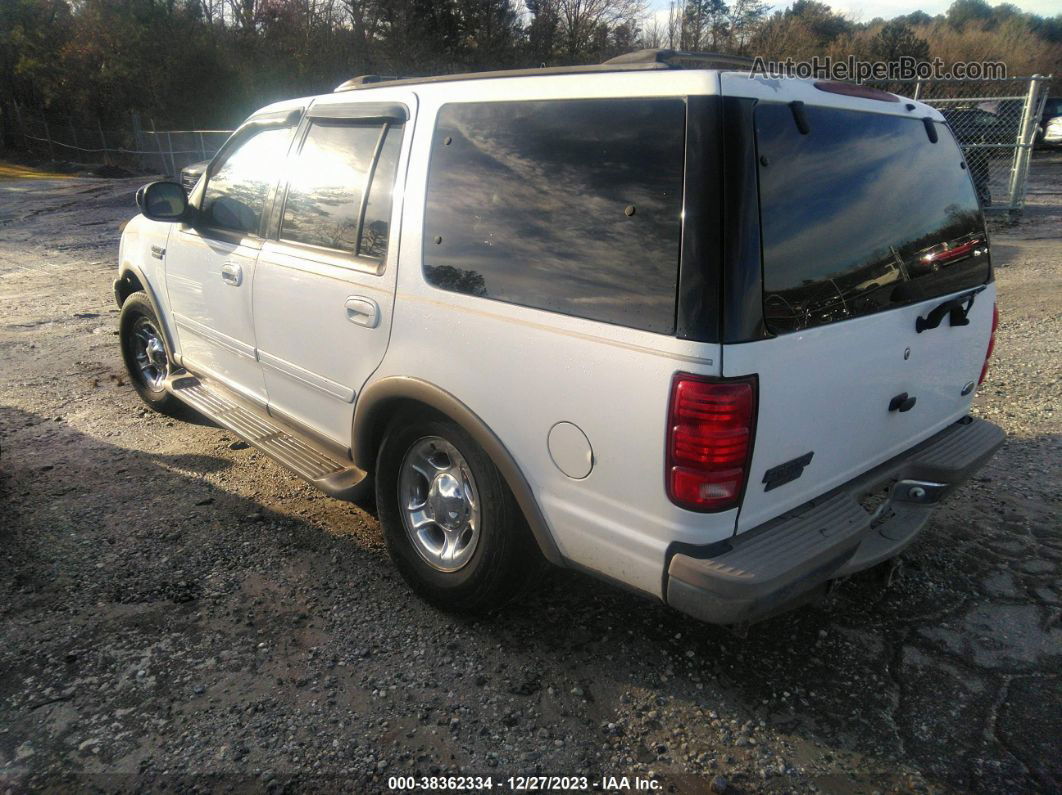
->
xmin=423 ymin=98 xmax=685 ymax=334
xmin=756 ymin=104 xmax=990 ymax=334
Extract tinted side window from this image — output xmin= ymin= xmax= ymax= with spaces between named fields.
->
xmin=423 ymin=98 xmax=686 ymax=334
xmin=201 ymin=126 xmax=295 ymax=234
xmin=280 ymin=122 xmax=389 ymax=254
xmin=756 ymin=104 xmax=990 ymax=334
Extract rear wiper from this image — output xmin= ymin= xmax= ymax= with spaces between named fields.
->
xmin=915 ymin=286 xmax=986 ymax=332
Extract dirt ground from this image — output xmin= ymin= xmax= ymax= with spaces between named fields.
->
xmin=0 ymin=154 xmax=1059 ymax=794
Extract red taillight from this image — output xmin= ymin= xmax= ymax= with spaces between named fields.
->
xmin=666 ymin=374 xmax=757 ymax=512
xmin=978 ymin=302 xmax=999 ymax=385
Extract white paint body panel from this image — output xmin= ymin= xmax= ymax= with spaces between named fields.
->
xmin=723 ymin=283 xmax=995 ymax=532
xmin=117 ymin=69 xmax=991 ymax=602
xmin=165 ymin=227 xmax=267 ymax=402
xmin=119 ymin=215 xmax=178 ymax=347
xmin=250 ymin=91 xmax=417 ymax=447
xmin=719 ymin=72 xmax=946 ymax=121
xmin=373 ymin=71 xmax=731 ymax=596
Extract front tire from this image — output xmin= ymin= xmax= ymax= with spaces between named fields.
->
xmin=119 ymin=292 xmax=183 ymax=416
xmin=376 ymin=412 xmax=539 ymax=612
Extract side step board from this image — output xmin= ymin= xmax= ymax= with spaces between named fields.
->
xmin=167 ymin=375 xmax=369 ymax=501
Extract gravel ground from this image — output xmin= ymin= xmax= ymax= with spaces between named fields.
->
xmin=0 ymin=154 xmax=1059 ymax=794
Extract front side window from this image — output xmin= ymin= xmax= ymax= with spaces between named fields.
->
xmin=423 ymin=98 xmax=686 ymax=334
xmin=201 ymin=125 xmax=295 ymax=235
xmin=756 ymin=104 xmax=990 ymax=334
xmin=280 ymin=121 xmax=403 ymax=259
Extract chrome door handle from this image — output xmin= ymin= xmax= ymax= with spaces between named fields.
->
xmin=345 ymin=296 xmax=380 ymax=328
xmin=220 ymin=261 xmax=243 ymax=286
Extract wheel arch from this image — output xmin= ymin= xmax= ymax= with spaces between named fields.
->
xmin=353 ymin=376 xmax=564 ymax=566
xmin=115 ymin=264 xmax=178 ymax=359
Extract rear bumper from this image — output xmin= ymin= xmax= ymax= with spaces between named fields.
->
xmin=666 ymin=416 xmax=1004 ymax=625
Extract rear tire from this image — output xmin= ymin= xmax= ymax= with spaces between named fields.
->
xmin=376 ymin=412 xmax=539 ymax=612
xmin=119 ymin=292 xmax=184 ymax=416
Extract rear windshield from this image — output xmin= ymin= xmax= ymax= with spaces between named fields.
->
xmin=755 ymin=104 xmax=990 ymax=334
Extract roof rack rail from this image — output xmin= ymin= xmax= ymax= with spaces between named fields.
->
xmin=334 ymin=75 xmax=399 ymax=92
xmin=333 ymin=48 xmax=753 ymax=93
xmin=602 ymin=49 xmax=754 ymax=71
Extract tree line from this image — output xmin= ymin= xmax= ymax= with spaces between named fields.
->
xmin=1 ymin=0 xmax=1059 ymax=134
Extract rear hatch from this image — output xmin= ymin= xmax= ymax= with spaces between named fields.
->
xmin=723 ymin=98 xmax=995 ymax=533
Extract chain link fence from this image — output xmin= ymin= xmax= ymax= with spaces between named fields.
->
xmin=873 ymin=75 xmax=1052 ymax=217
xmin=7 ymin=105 xmax=232 ymax=177
xmin=5 ymin=79 xmax=1054 ymax=215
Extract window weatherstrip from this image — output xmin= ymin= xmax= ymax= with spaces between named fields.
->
xmin=272 ymin=121 xmax=313 ymax=245
xmin=675 ymin=95 xmax=723 ymax=343
xmin=197 ymin=113 xmax=301 ymax=241
xmin=355 ymin=123 xmax=390 ymax=258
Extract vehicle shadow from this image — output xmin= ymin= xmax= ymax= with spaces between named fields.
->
xmin=466 ymin=429 xmax=1060 ymax=792
xmin=1 ymin=403 xmax=1055 ymax=792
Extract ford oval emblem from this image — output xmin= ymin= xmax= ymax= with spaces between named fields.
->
xmin=961 ymin=381 xmax=976 ymax=396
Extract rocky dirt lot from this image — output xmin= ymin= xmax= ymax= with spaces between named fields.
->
xmin=0 ymin=155 xmax=1059 ymax=794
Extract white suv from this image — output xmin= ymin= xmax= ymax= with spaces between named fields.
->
xmin=115 ymin=52 xmax=1004 ymax=625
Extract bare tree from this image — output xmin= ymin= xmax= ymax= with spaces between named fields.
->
xmin=726 ymin=0 xmax=768 ymax=52
xmin=667 ymin=1 xmax=682 ymax=48
xmin=640 ymin=13 xmax=666 ymax=48
xmin=554 ymin=0 xmax=647 ymax=62
xmin=345 ymin=0 xmax=386 ymax=61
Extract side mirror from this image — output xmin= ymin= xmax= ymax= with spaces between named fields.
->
xmin=136 ymin=181 xmax=189 ymax=222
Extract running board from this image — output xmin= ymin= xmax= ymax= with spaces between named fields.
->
xmin=167 ymin=375 xmax=369 ymax=501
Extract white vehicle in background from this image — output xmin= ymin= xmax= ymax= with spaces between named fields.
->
xmin=1043 ymin=114 xmax=1062 ymax=146
xmin=115 ymin=50 xmax=1003 ymax=625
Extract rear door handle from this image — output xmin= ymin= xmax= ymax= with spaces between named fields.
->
xmin=345 ymin=296 xmax=380 ymax=328
xmin=220 ymin=261 xmax=243 ymax=286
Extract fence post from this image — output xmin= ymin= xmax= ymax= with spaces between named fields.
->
xmin=912 ymin=79 xmax=922 ymax=100
xmin=98 ymin=119 xmax=110 ymax=166
xmin=166 ymin=130 xmax=177 ymax=175
xmin=150 ymin=118 xmax=168 ymax=176
xmin=69 ymin=119 xmax=81 ymax=164
xmin=41 ymin=114 xmax=56 ymax=162
xmin=1007 ymin=75 xmax=1042 ymax=213
xmin=198 ymin=131 xmax=207 ymax=161
xmin=13 ymin=103 xmax=28 ymax=151
xmin=131 ymin=112 xmax=146 ymax=169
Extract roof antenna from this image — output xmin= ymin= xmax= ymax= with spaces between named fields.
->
xmin=789 ymin=101 xmax=810 ymax=135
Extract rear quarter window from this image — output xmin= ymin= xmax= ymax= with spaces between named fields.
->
xmin=422 ymin=98 xmax=686 ymax=334
xmin=755 ymin=104 xmax=990 ymax=334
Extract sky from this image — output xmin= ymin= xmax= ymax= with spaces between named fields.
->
xmin=648 ymin=0 xmax=1062 ymax=23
